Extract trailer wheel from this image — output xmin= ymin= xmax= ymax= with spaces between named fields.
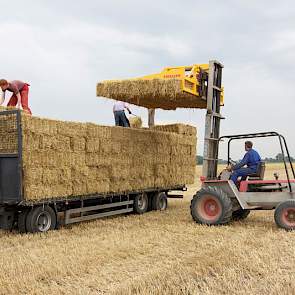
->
xmin=26 ymin=206 xmax=57 ymax=233
xmin=190 ymin=187 xmax=232 ymax=225
xmin=274 ymin=200 xmax=295 ymax=231
xmin=152 ymin=192 xmax=168 ymax=211
xmin=134 ymin=193 xmax=149 ymax=214
xmin=18 ymin=209 xmax=29 ymax=233
xmin=232 ymin=209 xmax=250 ymax=221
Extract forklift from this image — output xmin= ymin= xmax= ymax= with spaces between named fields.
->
xmin=190 ymin=62 xmax=295 ymax=230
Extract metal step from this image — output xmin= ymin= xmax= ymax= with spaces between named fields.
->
xmin=65 ymin=200 xmax=134 ymax=224
xmin=65 ymin=207 xmax=134 ymax=224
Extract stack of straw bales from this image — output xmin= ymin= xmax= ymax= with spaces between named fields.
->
xmin=96 ymin=79 xmax=207 ymax=110
xmin=0 ymin=111 xmax=197 ymax=202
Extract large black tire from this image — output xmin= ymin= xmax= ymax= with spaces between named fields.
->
xmin=274 ymin=200 xmax=295 ymax=230
xmin=232 ymin=209 xmax=250 ymax=221
xmin=190 ymin=186 xmax=232 ymax=225
xmin=17 ymin=208 xmax=29 ymax=233
xmin=134 ymin=193 xmax=149 ymax=214
xmin=26 ymin=206 xmax=57 ymax=233
xmin=152 ymin=192 xmax=168 ymax=211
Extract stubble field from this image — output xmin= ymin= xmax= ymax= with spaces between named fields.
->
xmin=0 ymin=163 xmax=294 ymax=295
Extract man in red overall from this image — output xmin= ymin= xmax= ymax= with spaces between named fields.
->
xmin=0 ymin=79 xmax=32 ymax=114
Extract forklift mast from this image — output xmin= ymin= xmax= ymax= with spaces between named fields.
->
xmin=202 ymin=61 xmax=224 ymax=179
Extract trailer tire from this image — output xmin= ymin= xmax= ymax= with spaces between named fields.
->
xmin=274 ymin=200 xmax=295 ymax=231
xmin=232 ymin=209 xmax=250 ymax=221
xmin=18 ymin=209 xmax=29 ymax=233
xmin=152 ymin=192 xmax=168 ymax=211
xmin=134 ymin=193 xmax=149 ymax=214
xmin=190 ymin=186 xmax=232 ymax=225
xmin=26 ymin=206 xmax=57 ymax=233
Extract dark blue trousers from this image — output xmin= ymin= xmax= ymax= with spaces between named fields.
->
xmin=114 ymin=111 xmax=130 ymax=127
xmin=230 ymin=167 xmax=256 ymax=184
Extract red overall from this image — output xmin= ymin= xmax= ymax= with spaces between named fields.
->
xmin=7 ymin=83 xmax=32 ymax=115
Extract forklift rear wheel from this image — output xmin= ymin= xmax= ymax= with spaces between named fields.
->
xmin=26 ymin=206 xmax=57 ymax=233
xmin=152 ymin=192 xmax=168 ymax=211
xmin=232 ymin=209 xmax=250 ymax=221
xmin=190 ymin=187 xmax=232 ymax=225
xmin=18 ymin=208 xmax=29 ymax=233
xmin=134 ymin=193 xmax=149 ymax=214
xmin=274 ymin=200 xmax=295 ymax=230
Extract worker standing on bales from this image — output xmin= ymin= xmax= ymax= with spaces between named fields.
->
xmin=228 ymin=141 xmax=261 ymax=185
xmin=113 ymin=100 xmax=131 ymax=127
xmin=0 ymin=79 xmax=32 ymax=115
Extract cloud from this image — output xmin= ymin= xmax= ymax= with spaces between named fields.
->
xmin=0 ymin=0 xmax=294 ymax=157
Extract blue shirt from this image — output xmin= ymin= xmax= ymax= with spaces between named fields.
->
xmin=233 ymin=149 xmax=261 ymax=171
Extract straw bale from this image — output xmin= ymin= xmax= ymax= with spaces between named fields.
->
xmin=109 ymin=178 xmax=132 ymax=193
xmin=23 ymin=168 xmax=43 ymax=186
xmin=119 ymin=140 xmax=134 ymax=155
xmin=58 ymin=121 xmax=87 ymax=137
xmin=87 ymin=179 xmax=110 ymax=194
xmin=23 ymin=184 xmax=73 ymax=200
xmin=87 ymin=123 xmax=111 ymax=139
xmin=85 ymin=153 xmax=111 ymax=167
xmin=71 ymin=166 xmax=89 ymax=179
xmin=70 ymin=153 xmax=86 ymax=167
xmin=71 ymin=137 xmax=86 ymax=151
xmin=129 ymin=178 xmax=154 ymax=190
xmin=72 ymin=182 xmax=87 ymax=196
xmin=152 ymin=124 xmax=196 ymax=136
xmin=23 ymin=131 xmax=40 ymax=151
xmin=23 ymin=185 xmax=41 ymax=200
xmin=86 ymin=138 xmax=100 ymax=152
xmin=110 ymin=126 xmax=132 ymax=140
xmin=88 ymin=166 xmax=111 ymax=179
xmin=24 ymin=151 xmax=72 ymax=168
xmin=0 ymin=113 xmax=18 ymax=154
xmin=100 ymin=140 xmax=121 ymax=155
xmin=42 ymin=168 xmax=72 ymax=185
xmin=58 ymin=167 xmax=72 ymax=183
xmin=39 ymin=135 xmax=71 ymax=151
xmin=42 ymin=168 xmax=60 ymax=185
xmin=129 ymin=116 xmax=142 ymax=128
xmin=22 ymin=116 xmax=58 ymax=135
xmin=97 ymin=79 xmax=207 ymax=110
xmin=110 ymin=164 xmax=130 ymax=179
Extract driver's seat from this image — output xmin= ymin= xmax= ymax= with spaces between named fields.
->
xmin=247 ymin=161 xmax=266 ymax=180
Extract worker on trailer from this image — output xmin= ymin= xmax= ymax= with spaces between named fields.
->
xmin=228 ymin=141 xmax=261 ymax=184
xmin=113 ymin=100 xmax=131 ymax=127
xmin=0 ymin=79 xmax=32 ymax=115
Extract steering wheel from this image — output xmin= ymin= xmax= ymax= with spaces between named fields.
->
xmin=229 ymin=158 xmax=237 ymax=165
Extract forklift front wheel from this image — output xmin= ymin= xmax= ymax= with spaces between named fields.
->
xmin=274 ymin=200 xmax=295 ymax=231
xmin=190 ymin=187 xmax=232 ymax=225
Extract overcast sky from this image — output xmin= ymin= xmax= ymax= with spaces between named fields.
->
xmin=1 ymin=1 xmax=295 ymax=159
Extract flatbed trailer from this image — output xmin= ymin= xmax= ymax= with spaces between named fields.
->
xmin=0 ymin=184 xmax=185 ymax=233
xmin=0 ymin=110 xmax=186 ymax=233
